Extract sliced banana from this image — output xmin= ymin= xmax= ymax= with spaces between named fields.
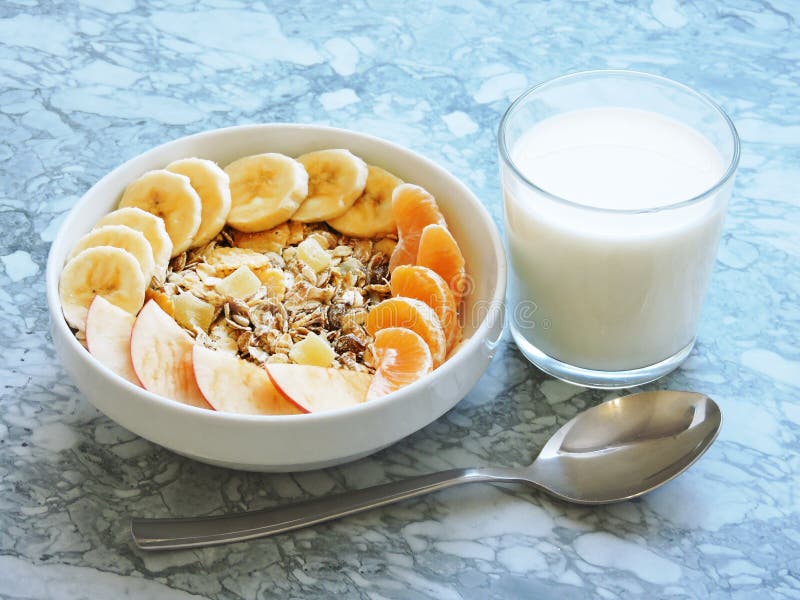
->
xmin=95 ymin=207 xmax=173 ymax=282
xmin=166 ymin=158 xmax=231 ymax=247
xmin=224 ymin=153 xmax=308 ymax=232
xmin=59 ymin=246 xmax=146 ymax=331
xmin=327 ymin=165 xmax=402 ymax=237
xmin=292 ymin=149 xmax=368 ymax=223
xmin=69 ymin=224 xmax=155 ymax=283
xmin=119 ymin=169 xmax=202 ymax=256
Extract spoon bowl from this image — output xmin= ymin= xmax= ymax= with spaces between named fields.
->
xmin=526 ymin=390 xmax=721 ymax=503
xmin=132 ymin=390 xmax=721 ymax=550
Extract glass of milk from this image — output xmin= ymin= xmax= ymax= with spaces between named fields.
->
xmin=498 ymin=70 xmax=739 ymax=388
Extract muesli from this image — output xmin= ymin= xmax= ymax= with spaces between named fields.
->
xmin=59 ymin=149 xmax=467 ymax=414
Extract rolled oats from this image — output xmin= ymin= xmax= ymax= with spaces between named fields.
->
xmin=151 ymin=223 xmax=396 ymax=374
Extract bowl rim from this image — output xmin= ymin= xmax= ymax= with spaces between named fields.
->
xmin=46 ymin=122 xmax=507 ymax=426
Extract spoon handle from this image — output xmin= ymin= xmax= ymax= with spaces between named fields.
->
xmin=131 ymin=467 xmax=515 ymax=550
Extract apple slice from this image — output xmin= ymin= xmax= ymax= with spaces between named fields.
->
xmin=130 ymin=300 xmax=211 ymax=409
xmin=266 ymin=364 xmax=372 ymax=413
xmin=86 ymin=295 xmax=140 ymax=386
xmin=193 ymin=344 xmax=304 ymax=415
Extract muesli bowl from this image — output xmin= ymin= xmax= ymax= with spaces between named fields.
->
xmin=45 ymin=124 xmax=506 ymax=472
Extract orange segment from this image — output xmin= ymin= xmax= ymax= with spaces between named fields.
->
xmin=390 ymin=265 xmax=461 ymax=352
xmin=367 ymin=328 xmax=433 ymax=401
xmin=416 ymin=224 xmax=467 ymax=305
xmin=388 ymin=184 xmax=446 ymax=272
xmin=366 ymin=296 xmax=446 ymax=366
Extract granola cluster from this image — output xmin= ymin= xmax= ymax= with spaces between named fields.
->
xmin=151 ymin=222 xmax=396 ymax=373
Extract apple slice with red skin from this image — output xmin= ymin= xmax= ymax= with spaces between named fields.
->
xmin=130 ymin=300 xmax=212 ymax=409
xmin=86 ymin=295 xmax=140 ymax=386
xmin=193 ymin=345 xmax=304 ymax=415
xmin=266 ymin=364 xmax=372 ymax=413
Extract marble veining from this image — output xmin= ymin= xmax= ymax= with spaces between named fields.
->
xmin=1 ymin=0 xmax=799 ymax=598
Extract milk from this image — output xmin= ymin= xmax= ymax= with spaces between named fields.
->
xmin=503 ymin=107 xmax=729 ymax=371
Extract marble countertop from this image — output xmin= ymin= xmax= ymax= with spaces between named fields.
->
xmin=2 ymin=1 xmax=799 ymax=598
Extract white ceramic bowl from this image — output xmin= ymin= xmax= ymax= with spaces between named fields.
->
xmin=46 ymin=124 xmax=506 ymax=472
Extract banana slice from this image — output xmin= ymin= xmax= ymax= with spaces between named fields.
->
xmin=292 ymin=149 xmax=368 ymax=223
xmin=224 ymin=153 xmax=308 ymax=232
xmin=69 ymin=224 xmax=155 ymax=282
xmin=59 ymin=246 xmax=146 ymax=331
xmin=119 ymin=170 xmax=202 ymax=256
xmin=95 ymin=207 xmax=173 ymax=282
xmin=327 ymin=165 xmax=402 ymax=237
xmin=166 ymin=158 xmax=231 ymax=247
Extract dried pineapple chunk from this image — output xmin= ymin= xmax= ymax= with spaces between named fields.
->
xmin=289 ymin=332 xmax=335 ymax=367
xmin=256 ymin=266 xmax=287 ymax=299
xmin=216 ymin=265 xmax=261 ymax=299
xmin=173 ymin=292 xmax=215 ymax=332
xmin=297 ymin=238 xmax=331 ymax=273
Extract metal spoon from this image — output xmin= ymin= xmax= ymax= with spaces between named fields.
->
xmin=131 ymin=390 xmax=720 ymax=551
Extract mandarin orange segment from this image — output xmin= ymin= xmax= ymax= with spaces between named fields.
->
xmin=367 ymin=327 xmax=433 ymax=401
xmin=366 ymin=296 xmax=447 ymax=366
xmin=416 ymin=224 xmax=467 ymax=305
xmin=388 ymin=184 xmax=446 ymax=272
xmin=390 ymin=265 xmax=461 ymax=352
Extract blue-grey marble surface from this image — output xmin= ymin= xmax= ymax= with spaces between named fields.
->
xmin=1 ymin=1 xmax=799 ymax=598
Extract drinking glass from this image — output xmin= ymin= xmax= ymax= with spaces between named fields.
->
xmin=498 ymin=70 xmax=740 ymax=388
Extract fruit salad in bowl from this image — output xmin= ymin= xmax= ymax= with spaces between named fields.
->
xmin=46 ymin=124 xmax=505 ymax=471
